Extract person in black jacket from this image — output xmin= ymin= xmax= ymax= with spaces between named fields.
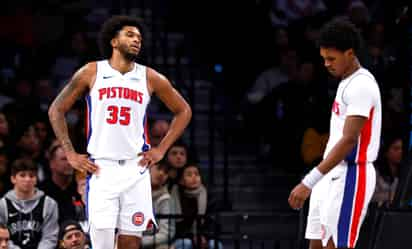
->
xmin=170 ymin=163 xmax=222 ymax=249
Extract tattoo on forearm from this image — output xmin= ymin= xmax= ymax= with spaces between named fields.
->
xmin=49 ymin=81 xmax=81 ymax=154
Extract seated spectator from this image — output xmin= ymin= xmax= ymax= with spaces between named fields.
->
xmin=166 ymin=140 xmax=189 ymax=191
xmin=0 ymin=148 xmax=11 ymax=196
xmin=150 ymin=119 xmax=170 ymax=148
xmin=12 ymin=123 xmax=48 ymax=184
xmin=372 ymin=136 xmax=403 ymax=207
xmin=171 ymin=164 xmax=222 ymax=249
xmin=39 ymin=144 xmax=81 ymax=223
xmin=0 ymin=112 xmax=10 ymax=149
xmin=58 ymin=220 xmax=89 ymax=249
xmin=0 ymin=158 xmax=58 ymax=249
xmin=72 ymin=170 xmax=91 ymax=237
xmin=0 ymin=223 xmax=10 ymax=249
xmin=246 ymin=48 xmax=298 ymax=106
xmin=142 ymin=160 xmax=174 ymax=249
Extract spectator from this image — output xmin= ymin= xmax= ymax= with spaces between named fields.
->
xmin=33 ymin=78 xmax=54 ymax=113
xmin=142 ymin=160 xmax=174 ymax=249
xmin=372 ymin=136 xmax=403 ymax=207
xmin=58 ymin=220 xmax=89 ymax=249
xmin=0 ymin=223 xmax=10 ymax=249
xmin=166 ymin=141 xmax=189 ymax=191
xmin=269 ymin=0 xmax=327 ymax=27
xmin=0 ymin=158 xmax=58 ymax=249
xmin=39 ymin=144 xmax=81 ymax=223
xmin=13 ymin=123 xmax=47 ymax=184
xmin=33 ymin=116 xmax=53 ymax=156
xmin=150 ymin=119 xmax=170 ymax=148
xmin=0 ymin=148 xmax=11 ymax=196
xmin=73 ymin=171 xmax=88 ymax=233
xmin=0 ymin=112 xmax=10 ymax=148
xmin=171 ymin=164 xmax=222 ymax=249
xmin=246 ymin=47 xmax=299 ymax=106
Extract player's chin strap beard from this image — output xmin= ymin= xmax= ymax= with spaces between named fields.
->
xmin=124 ymin=52 xmax=138 ymax=62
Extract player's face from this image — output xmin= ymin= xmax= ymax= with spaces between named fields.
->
xmin=181 ymin=166 xmax=201 ymax=189
xmin=112 ymin=26 xmax=142 ymax=61
xmin=62 ymin=228 xmax=86 ymax=249
xmin=320 ymin=47 xmax=353 ymax=78
xmin=0 ymin=228 xmax=9 ymax=249
xmin=11 ymin=171 xmax=37 ymax=195
xmin=167 ymin=146 xmax=187 ymax=169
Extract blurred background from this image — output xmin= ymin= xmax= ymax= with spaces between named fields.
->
xmin=0 ymin=0 xmax=411 ymax=249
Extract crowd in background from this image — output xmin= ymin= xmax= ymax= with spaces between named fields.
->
xmin=0 ymin=0 xmax=410 ymax=249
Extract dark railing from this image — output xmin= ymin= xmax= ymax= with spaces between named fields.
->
xmin=147 ymin=205 xmax=412 ymax=249
xmin=151 ymin=211 xmax=305 ymax=249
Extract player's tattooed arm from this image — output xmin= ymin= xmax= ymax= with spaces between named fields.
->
xmin=48 ymin=62 xmax=96 ymax=153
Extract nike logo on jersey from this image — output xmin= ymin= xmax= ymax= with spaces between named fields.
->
xmin=139 ymin=167 xmax=148 ymax=175
xmin=8 ymin=212 xmax=18 ymax=217
xmin=331 ymin=176 xmax=340 ymax=181
xmin=103 ymin=75 xmax=114 ymax=79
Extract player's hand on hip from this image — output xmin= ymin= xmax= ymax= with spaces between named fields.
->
xmin=138 ymin=147 xmax=164 ymax=167
xmin=288 ymin=183 xmax=311 ymax=210
xmin=66 ymin=151 xmax=99 ymax=174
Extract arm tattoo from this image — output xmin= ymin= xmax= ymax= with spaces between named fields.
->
xmin=49 ymin=80 xmax=82 ymax=153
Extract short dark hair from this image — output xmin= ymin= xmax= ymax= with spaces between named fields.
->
xmin=156 ymin=158 xmax=170 ymax=172
xmin=11 ymin=159 xmax=37 ymax=176
xmin=318 ymin=17 xmax=362 ymax=53
xmin=59 ymin=220 xmax=84 ymax=241
xmin=48 ymin=144 xmax=62 ymax=160
xmin=99 ymin=15 xmax=143 ymax=58
xmin=0 ymin=223 xmax=8 ymax=230
xmin=176 ymin=163 xmax=201 ymax=182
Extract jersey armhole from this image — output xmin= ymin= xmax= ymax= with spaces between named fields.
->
xmin=145 ymin=66 xmax=153 ymax=96
xmin=88 ymin=61 xmax=99 ymax=93
xmin=341 ymin=73 xmax=374 ymax=105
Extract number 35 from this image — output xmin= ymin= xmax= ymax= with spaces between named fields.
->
xmin=106 ymin=106 xmax=131 ymax=125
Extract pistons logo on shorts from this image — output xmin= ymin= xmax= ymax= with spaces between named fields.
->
xmin=132 ymin=212 xmax=145 ymax=226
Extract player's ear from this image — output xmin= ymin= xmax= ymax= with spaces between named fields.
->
xmin=345 ymin=48 xmax=355 ymax=58
xmin=111 ymin=37 xmax=118 ymax=48
xmin=10 ymin=175 xmax=16 ymax=185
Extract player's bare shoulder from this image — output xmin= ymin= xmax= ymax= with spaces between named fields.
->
xmin=50 ymin=62 xmax=97 ymax=113
xmin=75 ymin=61 xmax=98 ymax=90
xmin=146 ymin=66 xmax=172 ymax=96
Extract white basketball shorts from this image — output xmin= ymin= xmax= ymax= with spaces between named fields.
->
xmin=86 ymin=157 xmax=156 ymax=232
xmin=305 ymin=162 xmax=376 ymax=248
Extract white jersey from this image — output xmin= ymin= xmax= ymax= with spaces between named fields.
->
xmin=85 ymin=60 xmax=151 ymax=160
xmin=324 ymin=67 xmax=381 ymax=164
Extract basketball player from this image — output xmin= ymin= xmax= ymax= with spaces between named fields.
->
xmin=48 ymin=16 xmax=192 ymax=249
xmin=288 ymin=18 xmax=381 ymax=249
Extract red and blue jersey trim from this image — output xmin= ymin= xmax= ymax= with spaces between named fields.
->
xmin=85 ymin=95 xmax=92 ymax=145
xmin=141 ymin=113 xmax=150 ymax=152
xmin=337 ymin=107 xmax=374 ymax=248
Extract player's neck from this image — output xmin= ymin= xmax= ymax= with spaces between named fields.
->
xmin=109 ymin=52 xmax=135 ymax=74
xmin=342 ymin=59 xmax=361 ymax=80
